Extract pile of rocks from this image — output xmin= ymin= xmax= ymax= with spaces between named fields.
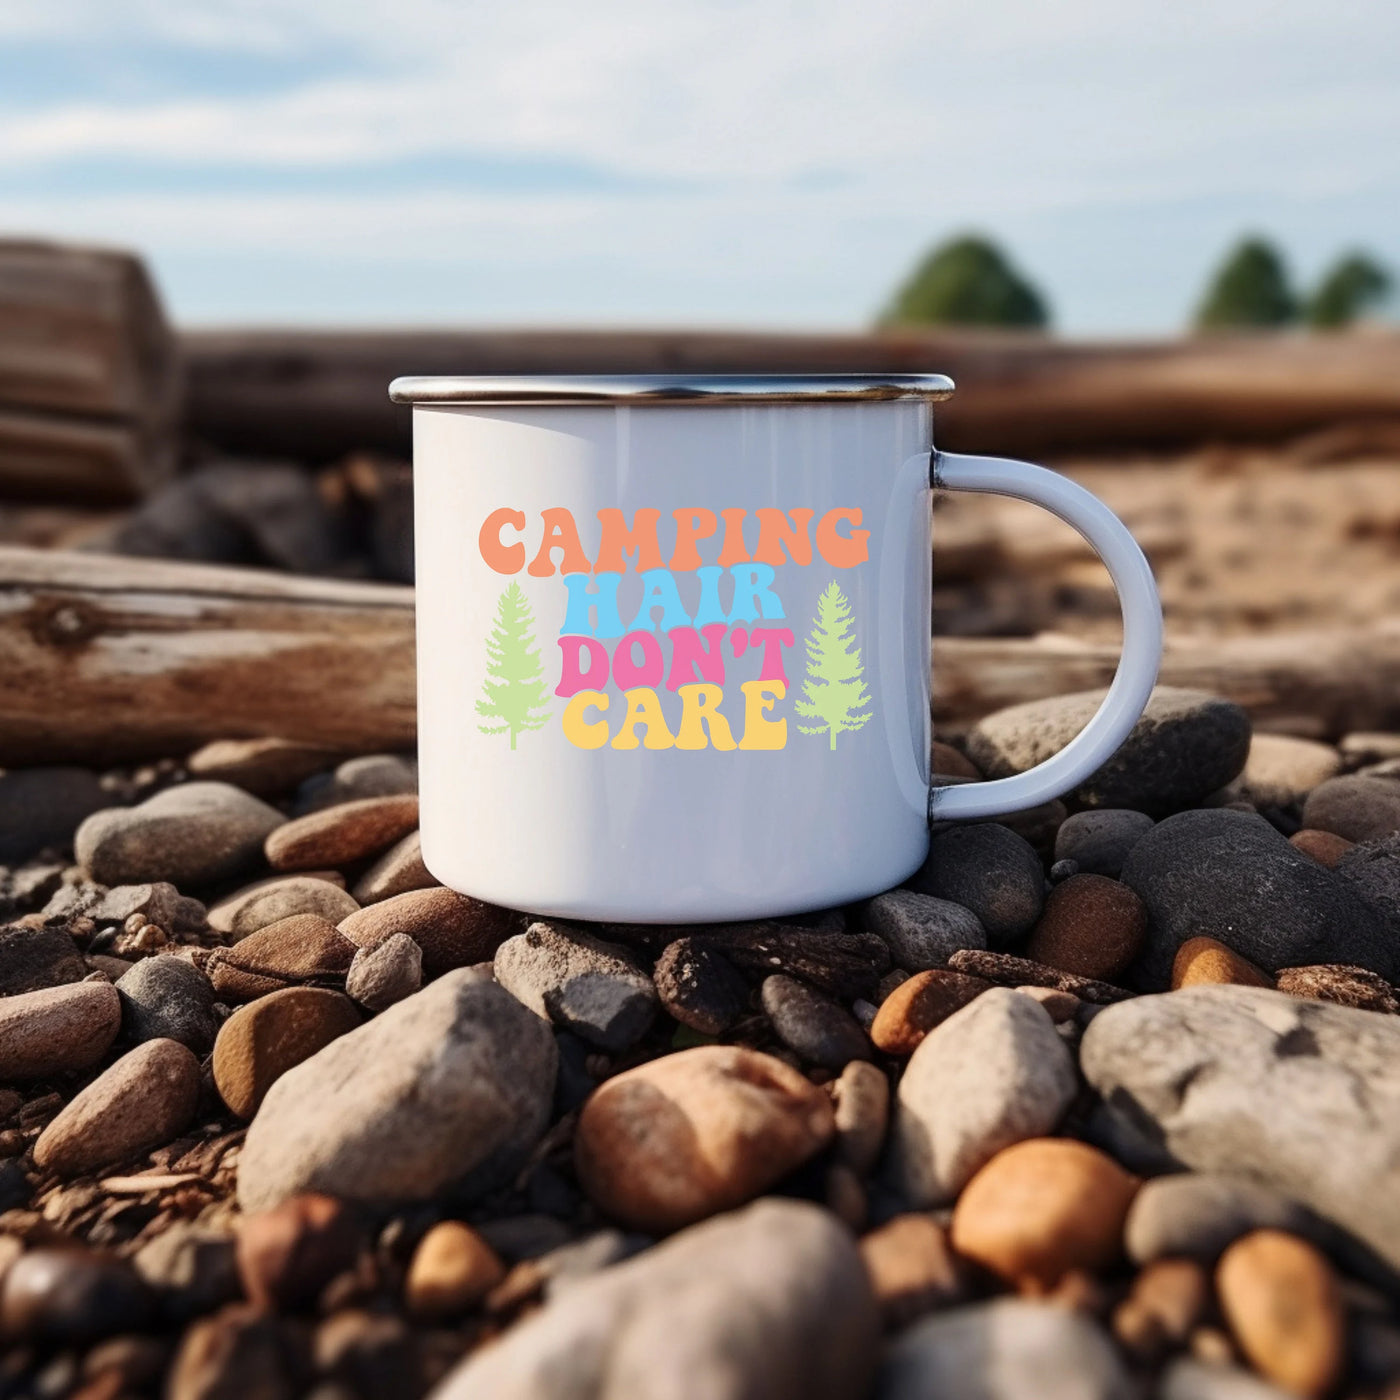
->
xmin=3 ymin=691 xmax=1400 ymax=1399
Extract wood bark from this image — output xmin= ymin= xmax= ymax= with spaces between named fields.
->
xmin=0 ymin=547 xmax=1396 ymax=766
xmin=180 ymin=326 xmax=1400 ymax=464
xmin=0 ymin=240 xmax=180 ymax=501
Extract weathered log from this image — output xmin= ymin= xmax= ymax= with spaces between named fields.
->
xmin=0 ymin=239 xmax=180 ymax=501
xmin=0 ymin=547 xmax=413 ymax=766
xmin=934 ymin=629 xmax=1400 ymax=740
xmin=1 ymin=548 xmax=1397 ymax=766
xmin=180 ymin=326 xmax=1400 ymax=464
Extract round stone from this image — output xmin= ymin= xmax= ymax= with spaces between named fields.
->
xmin=0 ymin=926 xmax=87 ymax=997
xmin=931 ymin=742 xmax=980 ymax=780
xmin=351 ymin=831 xmax=437 ymax=904
xmin=115 ymin=954 xmax=218 ymax=1053
xmin=830 ymin=1059 xmax=889 ymax=1175
xmin=404 ymin=1221 xmax=506 ymax=1319
xmin=338 ymin=888 xmax=516 ymax=979
xmin=858 ymin=1214 xmax=966 ymax=1327
xmin=574 ymin=1045 xmax=835 ymax=1233
xmin=185 ymin=738 xmax=342 ymax=798
xmin=33 ymin=1039 xmax=201 ymax=1177
xmin=213 ymin=987 xmax=363 ymax=1119
xmin=344 ymin=933 xmax=421 ymax=1012
xmin=1225 ymin=735 xmax=1341 ymax=808
xmin=861 ymin=890 xmax=987 ymax=972
xmin=950 ymin=1138 xmax=1140 ymax=1289
xmin=1026 ymin=874 xmax=1146 ymax=981
xmin=236 ymin=1193 xmax=362 ymax=1311
xmin=1172 ymin=938 xmax=1274 ymax=990
xmin=1216 ymin=1230 xmax=1344 ymax=1399
xmin=870 ymin=969 xmax=990 ymax=1055
xmin=908 ymin=824 xmax=1045 ymax=945
xmin=1288 ymin=829 xmax=1353 ymax=869
xmin=966 ymin=687 xmax=1252 ymax=817
xmin=761 ymin=975 xmax=872 ymax=1069
xmin=0 ymin=981 xmax=121 ymax=1080
xmin=265 ymin=795 xmax=420 ymax=871
xmin=207 ymin=876 xmax=360 ymax=941
xmin=1302 ymin=775 xmax=1400 ymax=844
xmin=0 ymin=1247 xmax=153 ymax=1344
xmin=76 ymin=782 xmax=285 ymax=888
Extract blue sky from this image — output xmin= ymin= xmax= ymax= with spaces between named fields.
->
xmin=1 ymin=0 xmax=1396 ymax=333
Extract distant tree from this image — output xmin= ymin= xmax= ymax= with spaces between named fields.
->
xmin=878 ymin=235 xmax=1050 ymax=329
xmin=476 ymin=582 xmax=551 ymax=749
xmin=1194 ymin=237 xmax=1296 ymax=330
xmin=1305 ymin=253 xmax=1392 ymax=329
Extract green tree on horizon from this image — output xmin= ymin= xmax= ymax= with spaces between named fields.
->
xmin=878 ymin=235 xmax=1050 ymax=329
xmin=794 ymin=581 xmax=872 ymax=751
xmin=1194 ymin=237 xmax=1297 ymax=330
xmin=1305 ymin=252 xmax=1392 ymax=329
xmin=476 ymin=582 xmax=551 ymax=749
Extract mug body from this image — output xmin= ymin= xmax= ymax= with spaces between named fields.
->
xmin=407 ymin=384 xmax=938 ymax=922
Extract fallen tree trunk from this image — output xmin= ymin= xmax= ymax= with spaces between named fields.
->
xmin=0 ymin=548 xmax=1397 ymax=766
xmin=0 ymin=547 xmax=414 ymax=765
xmin=181 ymin=326 xmax=1400 ymax=464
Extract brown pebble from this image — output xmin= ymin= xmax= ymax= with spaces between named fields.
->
xmin=1216 ymin=1229 xmax=1344 ymax=1399
xmin=206 ymin=914 xmax=357 ymax=1002
xmin=1172 ymin=937 xmax=1275 ymax=990
xmin=946 ymin=949 xmax=1131 ymax=1004
xmin=950 ymin=1138 xmax=1140 ymax=1290
xmin=1026 ymin=874 xmax=1146 ymax=982
xmin=830 ymin=1059 xmax=889 ymax=1175
xmin=33 ymin=1039 xmax=201 ymax=1177
xmin=265 ymin=795 xmax=420 ymax=872
xmin=351 ymin=831 xmax=438 ymax=904
xmin=574 ymin=1045 xmax=834 ymax=1233
xmin=870 ymin=969 xmax=991 ymax=1054
xmin=0 ymin=981 xmax=121 ymax=1081
xmin=236 ymin=1193 xmax=362 ymax=1312
xmin=1289 ymin=828 xmax=1354 ymax=870
xmin=1276 ymin=963 xmax=1400 ymax=1014
xmin=859 ymin=1214 xmax=965 ymax=1327
xmin=1112 ymin=1258 xmax=1210 ymax=1363
xmin=186 ymin=737 xmax=343 ymax=797
xmin=404 ymin=1220 xmax=505 ymax=1319
xmin=0 ymin=1246 xmax=153 ymax=1344
xmin=212 ymin=987 xmax=362 ymax=1119
xmin=207 ymin=875 xmax=359 ymax=940
xmin=338 ymin=887 xmax=516 ymax=978
xmin=166 ymin=1304 xmax=292 ymax=1397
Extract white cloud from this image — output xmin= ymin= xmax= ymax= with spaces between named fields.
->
xmin=0 ymin=0 xmax=1396 ymax=328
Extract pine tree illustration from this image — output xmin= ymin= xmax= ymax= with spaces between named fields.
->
xmin=475 ymin=582 xmax=552 ymax=749
xmin=794 ymin=581 xmax=872 ymax=751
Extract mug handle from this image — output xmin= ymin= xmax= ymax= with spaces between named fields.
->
xmin=930 ymin=451 xmax=1164 ymax=820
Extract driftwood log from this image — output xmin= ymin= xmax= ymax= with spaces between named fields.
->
xmin=1 ymin=548 xmax=1398 ymax=765
xmin=0 ymin=240 xmax=180 ymax=502
xmin=181 ymin=327 xmax=1400 ymax=465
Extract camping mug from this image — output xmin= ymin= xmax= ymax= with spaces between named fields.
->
xmin=389 ymin=374 xmax=1163 ymax=922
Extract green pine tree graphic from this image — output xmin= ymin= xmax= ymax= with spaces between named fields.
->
xmin=475 ymin=582 xmax=551 ymax=749
xmin=794 ymin=581 xmax=872 ymax=751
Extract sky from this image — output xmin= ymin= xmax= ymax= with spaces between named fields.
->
xmin=1 ymin=0 xmax=1397 ymax=334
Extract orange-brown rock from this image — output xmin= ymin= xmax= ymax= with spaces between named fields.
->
xmin=574 ymin=1045 xmax=834 ymax=1233
xmin=1216 ymin=1230 xmax=1344 ymax=1399
xmin=265 ymin=796 xmax=420 ymax=872
xmin=206 ymin=915 xmax=357 ymax=1002
xmin=870 ymin=969 xmax=990 ymax=1055
xmin=404 ymin=1221 xmax=505 ymax=1319
xmin=1171 ymin=937 xmax=1274 ymax=990
xmin=338 ymin=888 xmax=516 ymax=978
xmin=212 ymin=987 xmax=362 ymax=1119
xmin=1288 ymin=828 xmax=1354 ymax=869
xmin=1111 ymin=1258 xmax=1210 ymax=1363
xmin=950 ymin=1138 xmax=1139 ymax=1290
xmin=1026 ymin=874 xmax=1146 ymax=981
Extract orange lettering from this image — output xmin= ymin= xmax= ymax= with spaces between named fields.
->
xmin=753 ymin=509 xmax=814 ymax=567
xmin=815 ymin=507 xmax=870 ymax=567
xmin=479 ymin=507 xmax=526 ymax=574
xmin=595 ymin=508 xmax=664 ymax=574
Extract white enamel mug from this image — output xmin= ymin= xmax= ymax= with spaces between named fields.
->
xmin=389 ymin=375 xmax=1163 ymax=923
